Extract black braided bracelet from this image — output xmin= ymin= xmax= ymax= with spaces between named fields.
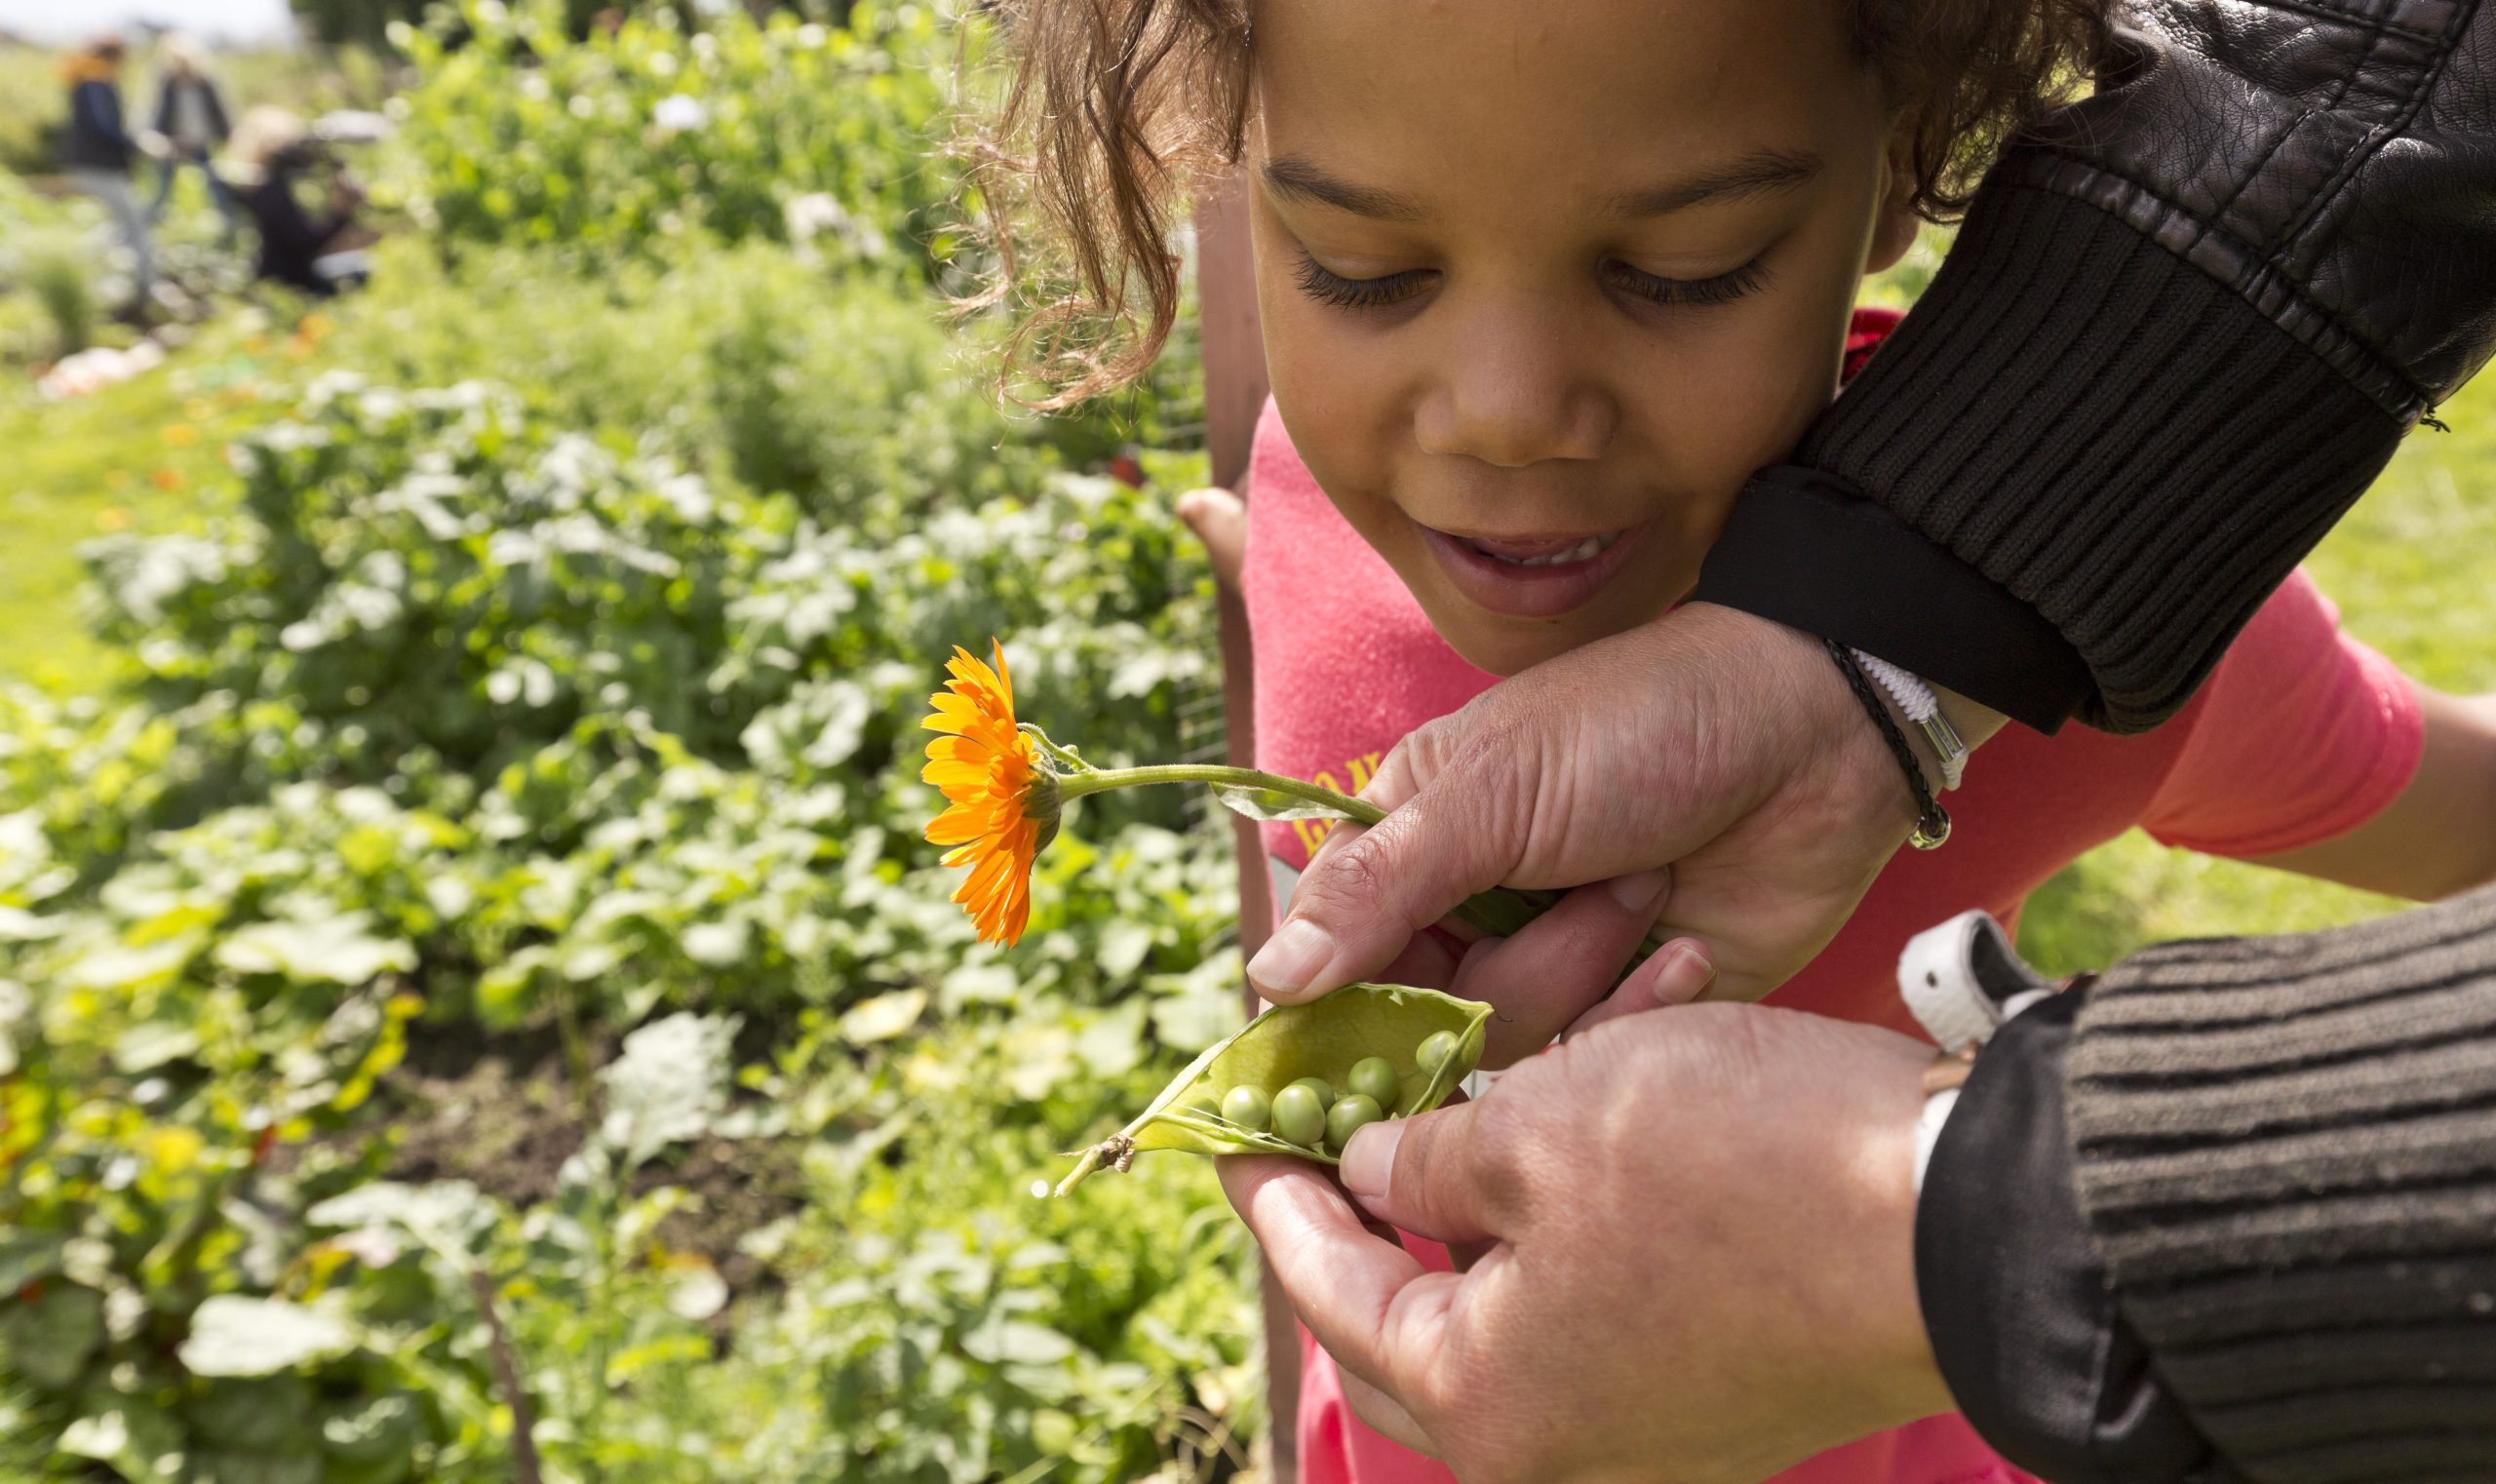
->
xmin=1824 ymin=640 xmax=1951 ymax=849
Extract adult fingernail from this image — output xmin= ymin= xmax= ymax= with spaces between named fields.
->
xmin=1340 ymin=1119 xmax=1401 ymax=1204
xmin=1248 ymin=918 xmax=1336 ymax=999
xmin=1604 ymin=867 xmax=1670 ymax=915
xmin=1657 ymin=942 xmax=1715 ymax=1004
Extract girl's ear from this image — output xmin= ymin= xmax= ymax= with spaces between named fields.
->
xmin=1865 ymin=130 xmax=1921 ymax=274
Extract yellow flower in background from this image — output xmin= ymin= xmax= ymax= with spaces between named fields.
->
xmin=923 ymin=642 xmax=1057 ymax=946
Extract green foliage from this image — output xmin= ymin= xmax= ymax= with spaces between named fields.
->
xmin=0 ymin=175 xmax=96 ymax=361
xmin=18 ymin=234 xmax=95 ymax=360
xmin=1 ymin=347 xmax=1252 ymax=1476
xmin=0 ymin=46 xmax=64 ymax=177
xmin=381 ymin=1 xmax=966 ymax=276
xmin=308 ymin=239 xmax=1130 ymax=513
xmin=292 ymin=0 xmax=434 ymax=49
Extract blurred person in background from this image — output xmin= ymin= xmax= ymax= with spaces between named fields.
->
xmin=145 ymin=35 xmax=245 ymax=244
xmin=58 ymin=35 xmax=159 ymax=321
xmin=230 ymin=107 xmax=368 ymax=298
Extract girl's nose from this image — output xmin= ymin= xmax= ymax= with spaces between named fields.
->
xmin=1414 ymin=319 xmax=1617 ymax=468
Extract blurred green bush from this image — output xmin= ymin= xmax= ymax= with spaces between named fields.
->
xmin=382 ymin=1 xmax=967 ymax=280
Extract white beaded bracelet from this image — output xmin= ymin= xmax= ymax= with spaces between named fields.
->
xmin=1851 ymin=649 xmax=1970 ymax=791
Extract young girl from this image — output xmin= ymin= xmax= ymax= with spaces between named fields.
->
xmin=977 ymin=0 xmax=2496 ymax=1480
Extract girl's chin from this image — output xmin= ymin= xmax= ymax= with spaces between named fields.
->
xmin=1434 ymin=609 xmax=1644 ymax=678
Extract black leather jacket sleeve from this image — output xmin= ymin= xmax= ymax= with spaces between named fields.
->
xmin=1695 ymin=0 xmax=2495 ymax=734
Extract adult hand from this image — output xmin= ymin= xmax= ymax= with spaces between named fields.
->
xmin=1220 ymin=1001 xmax=1954 ymax=1484
xmin=1239 ymin=596 xmax=2005 ymax=1038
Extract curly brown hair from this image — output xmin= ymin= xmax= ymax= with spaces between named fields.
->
xmin=966 ymin=0 xmax=2107 ymax=406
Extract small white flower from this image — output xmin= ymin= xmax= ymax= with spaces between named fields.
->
xmin=651 ymin=93 xmax=708 ymax=134
xmin=781 ymin=191 xmax=849 ymax=241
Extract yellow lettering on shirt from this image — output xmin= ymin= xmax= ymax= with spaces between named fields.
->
xmin=1279 ymin=751 xmax=1388 ymax=859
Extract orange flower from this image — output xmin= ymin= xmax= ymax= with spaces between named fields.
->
xmin=923 ymin=642 xmax=1059 ymax=946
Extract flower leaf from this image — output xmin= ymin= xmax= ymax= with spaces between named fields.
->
xmin=1208 ymin=783 xmax=1363 ymax=825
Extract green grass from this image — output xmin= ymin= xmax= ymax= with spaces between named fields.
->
xmin=2019 ymin=369 xmax=2496 ymax=972
xmin=0 ymin=316 xmax=307 ymax=690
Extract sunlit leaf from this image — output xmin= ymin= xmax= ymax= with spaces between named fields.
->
xmin=1209 ymin=784 xmax=1361 ymax=825
xmin=213 ymin=914 xmax=416 ymax=986
xmin=839 ymin=988 xmax=927 ymax=1045
xmin=177 ymin=1296 xmax=356 ymax=1378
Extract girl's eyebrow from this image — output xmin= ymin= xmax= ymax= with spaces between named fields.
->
xmin=1258 ymin=148 xmax=1823 ymax=222
xmin=1606 ymin=150 xmax=1823 ymax=215
xmin=1261 ymin=155 xmax=1427 ymax=220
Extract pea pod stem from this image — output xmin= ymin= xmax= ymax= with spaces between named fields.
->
xmin=1057 ymin=761 xmax=1388 ymax=825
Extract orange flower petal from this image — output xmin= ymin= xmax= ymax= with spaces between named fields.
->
xmin=919 ymin=638 xmax=1048 ymax=947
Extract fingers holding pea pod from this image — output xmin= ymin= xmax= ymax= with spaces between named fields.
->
xmin=1053 ymin=982 xmax=1493 ymax=1194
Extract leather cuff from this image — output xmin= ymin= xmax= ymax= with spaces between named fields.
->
xmin=1691 ymin=466 xmax=2088 ymax=734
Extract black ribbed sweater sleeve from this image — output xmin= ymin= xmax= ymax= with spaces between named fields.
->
xmin=2070 ymin=887 xmax=2496 ymax=1483
xmin=1920 ymin=885 xmax=2496 ymax=1484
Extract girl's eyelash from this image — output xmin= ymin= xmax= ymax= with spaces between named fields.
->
xmin=1292 ymin=253 xmax=1434 ymax=311
xmin=1289 ymin=251 xmax=1772 ymax=312
xmin=1603 ymin=257 xmax=1770 ymax=308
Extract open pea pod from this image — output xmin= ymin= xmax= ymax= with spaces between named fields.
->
xmin=1055 ymin=982 xmax=1491 ymax=1195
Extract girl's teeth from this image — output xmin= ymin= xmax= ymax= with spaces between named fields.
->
xmin=1479 ymin=533 xmax=1615 ymax=566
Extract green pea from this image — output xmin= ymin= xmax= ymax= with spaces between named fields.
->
xmin=1271 ymin=1083 xmax=1328 ymax=1147
xmin=1285 ymin=1075 xmax=1338 ymax=1111
xmin=1416 ymin=1031 xmax=1460 ymax=1077
xmin=1346 ymin=1056 xmax=1400 ymax=1109
xmin=1175 ymin=1091 xmax=1221 ymax=1121
xmin=1326 ymin=1093 xmax=1384 ymax=1150
xmin=1222 ymin=1084 xmax=1272 ymax=1133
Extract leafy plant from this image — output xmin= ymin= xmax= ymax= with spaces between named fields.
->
xmin=380 ymin=1 xmax=966 ymax=279
xmin=20 ymin=235 xmax=97 ymax=360
xmin=1 ymin=346 xmax=1254 ymax=1477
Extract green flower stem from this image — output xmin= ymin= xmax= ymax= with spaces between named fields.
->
xmin=1057 ymin=762 xmax=1385 ymax=825
xmin=1050 ymin=762 xmax=1665 ymax=960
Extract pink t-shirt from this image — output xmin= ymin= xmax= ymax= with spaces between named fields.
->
xmin=1239 ymin=332 xmax=2423 ymax=1483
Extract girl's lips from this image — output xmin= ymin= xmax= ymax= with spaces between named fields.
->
xmin=1421 ymin=520 xmax=1650 ymax=619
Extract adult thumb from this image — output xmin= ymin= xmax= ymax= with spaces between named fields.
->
xmin=1248 ymin=774 xmax=1521 ymax=1002
xmin=1336 ymin=1098 xmax=1511 ymax=1247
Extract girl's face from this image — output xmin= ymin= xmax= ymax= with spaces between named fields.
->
xmin=1249 ymin=0 xmax=1918 ymax=676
